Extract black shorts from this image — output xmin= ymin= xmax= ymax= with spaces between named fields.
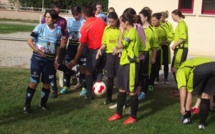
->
xmin=65 ymin=43 xmax=87 ymax=66
xmin=171 ymin=48 xmax=188 ymax=69
xmin=105 ymin=53 xmax=120 ymax=78
xmin=192 ymin=62 xmax=215 ymax=95
xmin=86 ymin=49 xmax=106 ymax=73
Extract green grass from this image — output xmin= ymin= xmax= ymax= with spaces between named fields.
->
xmin=0 ymin=23 xmax=35 ymax=33
xmin=0 ymin=18 xmax=38 ymax=23
xmin=0 ymin=68 xmax=215 ymax=134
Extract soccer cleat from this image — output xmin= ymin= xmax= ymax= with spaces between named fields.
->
xmin=50 ymin=91 xmax=58 ymax=98
xmin=162 ymin=79 xmax=170 ymax=85
xmin=39 ymin=105 xmax=49 ymax=111
xmin=23 ymin=106 xmax=30 ymax=114
xmin=191 ymin=107 xmax=200 ymax=114
xmin=60 ymin=86 xmax=69 ymax=94
xmin=80 ymin=88 xmax=87 ymax=96
xmin=198 ymin=124 xmax=205 ymax=130
xmin=181 ymin=117 xmax=191 ymax=124
xmin=154 ymin=80 xmax=159 ymax=85
xmin=138 ymin=92 xmax=145 ymax=100
xmin=148 ymin=85 xmax=153 ymax=91
xmin=104 ymin=99 xmax=112 ymax=105
xmin=108 ymin=114 xmax=121 ymax=121
xmin=109 ymin=103 xmax=117 ymax=109
xmin=123 ymin=117 xmax=137 ymax=125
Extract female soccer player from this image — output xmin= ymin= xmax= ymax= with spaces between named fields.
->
xmin=149 ymin=13 xmax=172 ymax=91
xmin=176 ymin=57 xmax=215 ymax=130
xmin=139 ymin=9 xmax=159 ymax=95
xmin=159 ymin=10 xmax=174 ymax=84
xmin=171 ymin=9 xmax=189 ymax=96
xmin=23 ymin=10 xmax=62 ymax=114
xmin=108 ymin=12 xmax=141 ymax=124
xmin=96 ymin=12 xmax=120 ymax=104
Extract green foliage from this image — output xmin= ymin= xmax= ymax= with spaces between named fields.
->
xmin=0 ymin=23 xmax=35 ymax=33
xmin=18 ymin=0 xmax=108 ymax=11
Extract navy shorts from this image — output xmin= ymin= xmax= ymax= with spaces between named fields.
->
xmin=30 ymin=56 xmax=55 ymax=84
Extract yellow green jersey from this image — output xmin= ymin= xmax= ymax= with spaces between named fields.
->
xmin=120 ymin=27 xmax=140 ymax=65
xmin=102 ymin=26 xmax=120 ymax=53
xmin=143 ymin=26 xmax=159 ymax=51
xmin=176 ymin=57 xmax=214 ymax=92
xmin=174 ymin=19 xmax=188 ymax=48
xmin=161 ymin=21 xmax=174 ymax=42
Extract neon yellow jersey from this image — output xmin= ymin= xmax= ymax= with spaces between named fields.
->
xmin=153 ymin=26 xmax=168 ymax=49
xmin=120 ymin=27 xmax=140 ymax=65
xmin=176 ymin=57 xmax=214 ymax=92
xmin=174 ymin=19 xmax=188 ymax=48
xmin=143 ymin=26 xmax=159 ymax=51
xmin=161 ymin=21 xmax=174 ymax=43
xmin=102 ymin=26 xmax=120 ymax=53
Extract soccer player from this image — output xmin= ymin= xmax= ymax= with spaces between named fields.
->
xmin=41 ymin=1 xmax=69 ymax=98
xmin=96 ymin=12 xmax=120 ymax=105
xmin=23 ymin=10 xmax=62 ymax=114
xmin=67 ymin=6 xmax=106 ymax=100
xmin=176 ymin=57 xmax=215 ymax=130
xmin=59 ymin=6 xmax=87 ymax=95
xmin=139 ymin=9 xmax=159 ymax=96
xmin=108 ymin=7 xmax=115 ymax=13
xmin=171 ymin=9 xmax=189 ymax=97
xmin=159 ymin=10 xmax=174 ymax=84
xmin=149 ymin=13 xmax=173 ymax=91
xmin=108 ymin=12 xmax=141 ymax=125
xmin=93 ymin=2 xmax=107 ymax=22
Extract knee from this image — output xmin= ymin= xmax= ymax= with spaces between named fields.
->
xmin=29 ymin=83 xmax=38 ymax=89
xmin=200 ymin=93 xmax=210 ymax=99
xmin=43 ymin=83 xmax=51 ymax=89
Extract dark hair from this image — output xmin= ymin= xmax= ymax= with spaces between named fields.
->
xmin=139 ymin=9 xmax=151 ymax=22
xmin=135 ymin=15 xmax=142 ymax=25
xmin=120 ymin=12 xmax=134 ymax=26
xmin=50 ymin=1 xmax=61 ymax=9
xmin=152 ymin=13 xmax=162 ymax=20
xmin=44 ymin=10 xmax=59 ymax=22
xmin=123 ymin=8 xmax=136 ymax=15
xmin=108 ymin=12 xmax=120 ymax=28
xmin=82 ymin=6 xmax=94 ymax=17
xmin=172 ymin=9 xmax=185 ymax=18
xmin=71 ymin=6 xmax=82 ymax=16
xmin=141 ymin=7 xmax=152 ymax=16
xmin=92 ymin=1 xmax=103 ymax=11
xmin=108 ymin=7 xmax=115 ymax=13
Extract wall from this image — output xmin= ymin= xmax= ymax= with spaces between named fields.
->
xmin=108 ymin=0 xmax=215 ymax=57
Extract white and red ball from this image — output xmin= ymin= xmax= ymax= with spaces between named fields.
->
xmin=93 ymin=82 xmax=107 ymax=96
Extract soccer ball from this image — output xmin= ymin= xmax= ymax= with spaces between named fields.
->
xmin=93 ymin=81 xmax=107 ymax=96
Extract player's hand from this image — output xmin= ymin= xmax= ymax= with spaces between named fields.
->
xmin=66 ymin=60 xmax=76 ymax=69
xmin=171 ymin=44 xmax=176 ymax=50
xmin=37 ymin=50 xmax=46 ymax=58
xmin=96 ymin=49 xmax=102 ymax=59
xmin=180 ymin=107 xmax=186 ymax=115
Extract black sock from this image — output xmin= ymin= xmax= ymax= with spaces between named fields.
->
xmin=200 ymin=99 xmax=210 ymax=125
xmin=142 ymin=75 xmax=149 ymax=93
xmin=116 ymin=92 xmax=126 ymax=116
xmin=63 ymin=73 xmax=71 ymax=88
xmin=130 ymin=94 xmax=138 ymax=119
xmin=58 ymin=48 xmax=66 ymax=64
xmin=164 ymin=64 xmax=169 ymax=80
xmin=106 ymin=77 xmax=114 ymax=101
xmin=24 ymin=86 xmax=36 ymax=107
xmin=40 ymin=88 xmax=50 ymax=107
xmin=51 ymin=73 xmax=58 ymax=92
xmin=184 ymin=110 xmax=191 ymax=119
xmin=85 ymin=75 xmax=94 ymax=99
xmin=79 ymin=73 xmax=86 ymax=88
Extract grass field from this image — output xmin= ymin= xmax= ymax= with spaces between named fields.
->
xmin=0 ymin=23 xmax=35 ymax=33
xmin=0 ymin=68 xmax=215 ymax=134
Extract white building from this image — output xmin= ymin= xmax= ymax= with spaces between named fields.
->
xmin=109 ymin=0 xmax=215 ymax=57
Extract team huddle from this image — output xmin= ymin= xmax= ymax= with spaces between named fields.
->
xmin=22 ymin=1 xmax=215 ymax=130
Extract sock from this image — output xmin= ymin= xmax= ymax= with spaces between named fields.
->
xmin=106 ymin=77 xmax=114 ymax=101
xmin=184 ymin=110 xmax=191 ymax=119
xmin=96 ymin=70 xmax=103 ymax=82
xmin=79 ymin=73 xmax=86 ymax=88
xmin=40 ymin=88 xmax=50 ymax=107
xmin=164 ymin=64 xmax=169 ymax=80
xmin=130 ymin=94 xmax=138 ymax=119
xmin=63 ymin=73 xmax=71 ymax=88
xmin=200 ymin=99 xmax=210 ymax=125
xmin=24 ymin=86 xmax=36 ymax=107
xmin=116 ymin=92 xmax=126 ymax=116
xmin=142 ymin=75 xmax=149 ymax=93
xmin=51 ymin=73 xmax=58 ymax=92
xmin=85 ymin=75 xmax=94 ymax=99
xmin=58 ymin=48 xmax=66 ymax=64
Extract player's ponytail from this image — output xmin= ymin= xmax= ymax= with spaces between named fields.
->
xmin=172 ymin=9 xmax=185 ymax=19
